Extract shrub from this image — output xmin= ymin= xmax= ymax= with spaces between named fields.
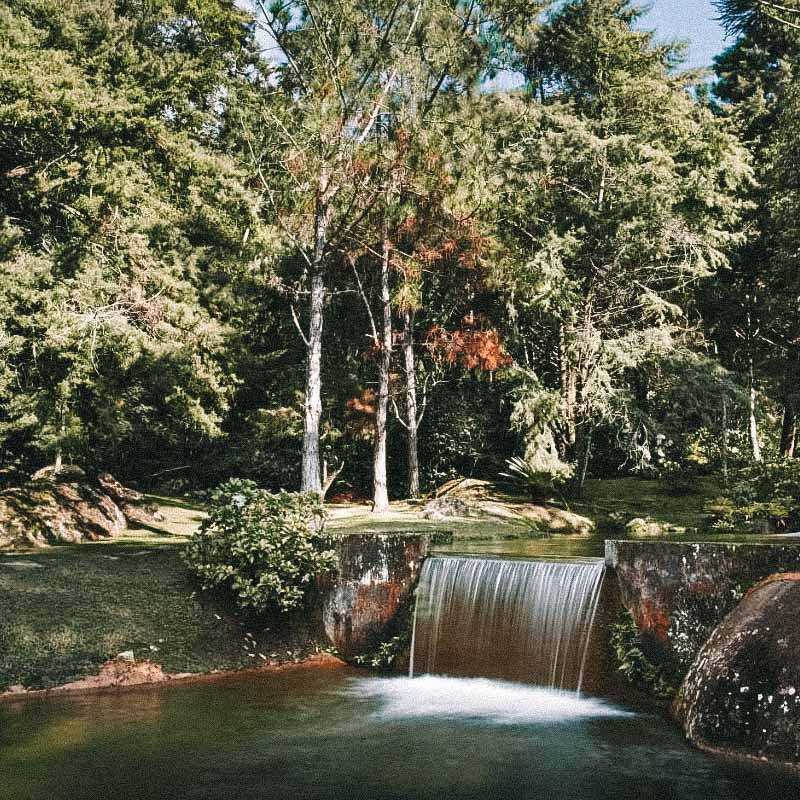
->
xmin=661 ymin=459 xmax=702 ymax=496
xmin=183 ymin=479 xmax=335 ymax=614
xmin=609 ymin=610 xmax=677 ymax=700
xmin=499 ymin=455 xmax=572 ymax=501
xmin=706 ymin=460 xmax=800 ymax=531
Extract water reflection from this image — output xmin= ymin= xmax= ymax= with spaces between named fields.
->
xmin=434 ymin=530 xmax=782 ymax=560
xmin=1 ymin=669 xmax=797 ymax=800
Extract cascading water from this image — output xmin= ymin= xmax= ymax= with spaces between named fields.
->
xmin=410 ymin=556 xmax=605 ymax=693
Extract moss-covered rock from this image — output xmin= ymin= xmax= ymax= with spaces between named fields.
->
xmin=674 ymin=573 xmax=800 ymax=768
xmin=0 ymin=469 xmax=163 ymax=550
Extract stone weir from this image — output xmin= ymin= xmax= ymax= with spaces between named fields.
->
xmin=606 ymin=539 xmax=800 ymax=769
xmin=319 ymin=533 xmax=430 ymax=659
xmin=605 ymin=540 xmax=800 ymax=662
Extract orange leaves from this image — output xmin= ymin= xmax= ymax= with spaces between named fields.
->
xmin=425 ymin=322 xmax=512 ymax=373
xmin=417 ymin=244 xmax=444 ymax=264
xmin=285 ymin=150 xmax=305 ymax=176
xmin=399 ymin=214 xmax=418 ymax=234
xmin=346 ymin=388 xmax=376 ymax=416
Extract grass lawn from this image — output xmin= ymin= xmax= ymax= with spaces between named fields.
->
xmin=0 ymin=498 xmax=321 ymax=692
xmin=574 ymin=476 xmax=723 ymax=533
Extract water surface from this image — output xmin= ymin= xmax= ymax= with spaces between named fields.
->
xmin=434 ymin=530 xmax=782 ymax=560
xmin=1 ymin=669 xmax=796 ymax=800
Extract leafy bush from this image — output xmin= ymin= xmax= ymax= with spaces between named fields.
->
xmin=499 ymin=455 xmax=571 ymax=500
xmin=706 ymin=461 xmax=800 ymax=531
xmin=661 ymin=459 xmax=702 ymax=496
xmin=609 ymin=610 xmax=677 ymax=700
xmin=183 ymin=479 xmax=336 ymax=614
xmin=353 ymin=631 xmax=410 ymax=671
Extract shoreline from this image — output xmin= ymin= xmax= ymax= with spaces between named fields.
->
xmin=0 ymin=651 xmax=350 ymax=703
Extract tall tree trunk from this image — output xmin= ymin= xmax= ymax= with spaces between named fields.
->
xmin=403 ymin=308 xmax=420 ymax=498
xmin=780 ymin=401 xmax=796 ymax=459
xmin=301 ymin=176 xmax=331 ymax=495
xmin=558 ymin=323 xmax=577 ymax=457
xmin=372 ymin=234 xmax=392 ymax=512
xmin=54 ymin=394 xmax=66 ymax=474
xmin=747 ymin=356 xmax=762 ymax=464
xmin=576 ymin=424 xmax=593 ymax=496
xmin=780 ymin=352 xmax=798 ymax=459
xmin=721 ymin=396 xmax=729 ymax=489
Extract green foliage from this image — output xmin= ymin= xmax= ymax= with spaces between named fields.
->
xmin=353 ymin=631 xmax=411 ymax=672
xmin=499 ymin=456 xmax=570 ymax=501
xmin=609 ymin=610 xmax=677 ymax=700
xmin=489 ymin=0 xmax=751 ymax=479
xmin=418 ymin=377 xmax=514 ymax=491
xmin=506 ymin=372 xmax=574 ymax=494
xmin=707 ymin=460 xmax=800 ymax=530
xmin=183 ymin=480 xmax=335 ymax=614
xmin=0 ymin=0 xmax=266 ymax=479
xmin=0 ymin=0 xmax=795 ymax=503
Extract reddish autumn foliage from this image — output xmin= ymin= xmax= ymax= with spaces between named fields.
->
xmin=425 ymin=322 xmax=512 ymax=372
xmin=346 ymin=388 xmax=377 ymax=416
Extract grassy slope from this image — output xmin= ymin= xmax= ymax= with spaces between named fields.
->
xmin=0 ymin=499 xmax=321 ymax=692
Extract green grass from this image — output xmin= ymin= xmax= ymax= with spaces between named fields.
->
xmin=0 ymin=499 xmax=320 ymax=692
xmin=99 ymin=494 xmax=206 ymax=544
xmin=575 ymin=477 xmax=723 ymax=533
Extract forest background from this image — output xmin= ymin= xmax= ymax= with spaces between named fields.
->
xmin=1 ymin=0 xmax=798 ymax=516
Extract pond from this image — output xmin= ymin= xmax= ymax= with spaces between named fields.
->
xmin=433 ymin=530 xmax=781 ymax=560
xmin=1 ymin=667 xmax=796 ymax=800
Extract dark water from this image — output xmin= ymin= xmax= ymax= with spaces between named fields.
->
xmin=1 ymin=668 xmax=797 ymax=800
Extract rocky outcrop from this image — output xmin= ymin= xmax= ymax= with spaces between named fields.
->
xmin=0 ymin=468 xmax=164 ymax=549
xmin=625 ymin=517 xmax=669 ymax=537
xmin=320 ymin=533 xmax=429 ymax=659
xmin=96 ymin=473 xmax=164 ymax=526
xmin=674 ymin=573 xmax=800 ymax=769
xmin=425 ymin=478 xmax=594 ymax=533
xmin=422 ymin=495 xmax=473 ymax=520
xmin=605 ymin=540 xmax=800 ymax=661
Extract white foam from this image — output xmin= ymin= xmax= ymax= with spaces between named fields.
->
xmin=343 ymin=675 xmax=632 ymax=725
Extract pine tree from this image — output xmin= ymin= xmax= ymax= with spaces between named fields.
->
xmin=488 ymin=0 xmax=751 ymax=481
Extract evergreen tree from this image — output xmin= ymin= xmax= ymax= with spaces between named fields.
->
xmin=488 ymin=0 xmax=750 ymax=482
xmin=0 ymin=1 xmax=265 ymax=478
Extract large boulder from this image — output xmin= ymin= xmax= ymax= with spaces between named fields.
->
xmin=625 ymin=517 xmax=668 ymax=537
xmin=427 ymin=478 xmax=594 ymax=533
xmin=96 ymin=473 xmax=164 ymax=525
xmin=0 ymin=469 xmax=163 ymax=550
xmin=422 ymin=495 xmax=474 ymax=520
xmin=673 ymin=572 xmax=800 ymax=768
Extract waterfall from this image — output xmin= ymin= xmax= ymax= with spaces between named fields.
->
xmin=410 ymin=556 xmax=605 ymax=693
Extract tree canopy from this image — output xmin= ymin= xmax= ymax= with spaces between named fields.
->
xmin=1 ymin=0 xmax=797 ymax=502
